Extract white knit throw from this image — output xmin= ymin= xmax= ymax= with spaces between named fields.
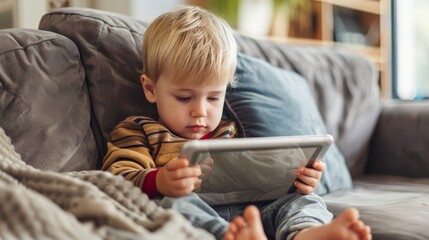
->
xmin=0 ymin=128 xmax=214 ymax=240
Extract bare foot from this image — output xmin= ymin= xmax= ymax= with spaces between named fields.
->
xmin=294 ymin=208 xmax=372 ymax=240
xmin=224 ymin=205 xmax=267 ymax=240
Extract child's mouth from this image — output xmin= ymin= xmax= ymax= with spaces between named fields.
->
xmin=187 ymin=125 xmax=206 ymax=132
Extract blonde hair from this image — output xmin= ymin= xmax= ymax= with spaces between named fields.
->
xmin=142 ymin=5 xmax=237 ymax=87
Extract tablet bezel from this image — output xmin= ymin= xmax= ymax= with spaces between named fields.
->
xmin=179 ymin=134 xmax=333 ymax=195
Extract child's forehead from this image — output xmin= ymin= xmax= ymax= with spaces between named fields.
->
xmin=167 ymin=77 xmax=228 ymax=91
xmin=160 ymin=68 xmax=228 ymax=87
xmin=170 ymin=81 xmax=227 ymax=90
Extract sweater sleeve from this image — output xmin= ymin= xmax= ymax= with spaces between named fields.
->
xmin=101 ymin=117 xmax=159 ymax=195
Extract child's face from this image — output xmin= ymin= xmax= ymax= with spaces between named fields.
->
xmin=141 ymin=71 xmax=228 ymax=140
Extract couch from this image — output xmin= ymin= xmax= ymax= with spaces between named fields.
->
xmin=1 ymin=7 xmax=429 ymax=240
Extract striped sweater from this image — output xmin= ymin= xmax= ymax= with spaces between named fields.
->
xmin=102 ymin=116 xmax=237 ymax=197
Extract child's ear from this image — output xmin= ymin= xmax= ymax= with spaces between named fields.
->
xmin=140 ymin=74 xmax=156 ymax=103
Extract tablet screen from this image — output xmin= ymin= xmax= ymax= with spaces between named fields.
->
xmin=191 ymin=145 xmax=323 ymax=206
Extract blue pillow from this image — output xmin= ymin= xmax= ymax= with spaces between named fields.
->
xmin=225 ymin=53 xmax=353 ymax=195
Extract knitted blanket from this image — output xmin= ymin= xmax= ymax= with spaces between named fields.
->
xmin=0 ymin=128 xmax=214 ymax=240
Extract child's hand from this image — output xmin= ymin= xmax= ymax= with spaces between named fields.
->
xmin=193 ymin=157 xmax=214 ymax=192
xmin=294 ymin=160 xmax=325 ymax=195
xmin=199 ymin=157 xmax=214 ymax=180
xmin=156 ymin=158 xmax=201 ymax=197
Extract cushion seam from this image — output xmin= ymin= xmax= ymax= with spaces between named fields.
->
xmin=0 ymin=36 xmax=76 ymax=57
xmin=42 ymin=11 xmax=144 ymax=35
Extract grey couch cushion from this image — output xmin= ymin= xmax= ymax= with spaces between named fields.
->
xmin=323 ymin=175 xmax=429 ymax=240
xmin=235 ymin=35 xmax=382 ymax=176
xmin=367 ymin=101 xmax=429 ymax=177
xmin=39 ymin=8 xmax=154 ymax=160
xmin=225 ymin=53 xmax=353 ymax=195
xmin=0 ymin=29 xmax=98 ymax=171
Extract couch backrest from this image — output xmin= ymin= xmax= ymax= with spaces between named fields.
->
xmin=234 ymin=35 xmax=381 ymax=175
xmin=0 ymin=29 xmax=98 ymax=171
xmin=39 ymin=8 xmax=154 ymax=165
xmin=39 ymin=7 xmax=381 ymax=175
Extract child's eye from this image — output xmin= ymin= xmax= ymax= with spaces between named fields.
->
xmin=208 ymin=97 xmax=220 ymax=102
xmin=176 ymin=96 xmax=191 ymax=102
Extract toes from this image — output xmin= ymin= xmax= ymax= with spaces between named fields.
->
xmin=243 ymin=206 xmax=260 ymax=221
xmin=337 ymin=208 xmax=360 ymax=225
xmin=228 ymin=222 xmax=238 ymax=235
xmin=243 ymin=205 xmax=263 ymax=230
xmin=232 ymin=216 xmax=247 ymax=230
xmin=362 ymin=226 xmax=372 ymax=240
xmin=225 ymin=217 xmax=244 ymax=240
xmin=351 ymin=220 xmax=364 ymax=231
xmin=224 ymin=232 xmax=234 ymax=240
xmin=350 ymin=217 xmax=372 ymax=240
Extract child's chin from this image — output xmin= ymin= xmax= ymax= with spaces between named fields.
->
xmin=185 ymin=133 xmax=204 ymax=140
xmin=188 ymin=135 xmax=202 ymax=140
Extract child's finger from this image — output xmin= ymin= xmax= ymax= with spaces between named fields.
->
xmin=164 ymin=157 xmax=189 ymax=170
xmin=296 ymin=174 xmax=318 ymax=188
xmin=311 ymin=160 xmax=326 ymax=171
xmin=170 ymin=165 xmax=201 ymax=179
xmin=294 ymin=180 xmax=313 ymax=194
xmin=297 ymin=167 xmax=322 ymax=180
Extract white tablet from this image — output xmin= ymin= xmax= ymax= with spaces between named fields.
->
xmin=179 ymin=134 xmax=333 ymax=206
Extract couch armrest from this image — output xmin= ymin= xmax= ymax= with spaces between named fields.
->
xmin=366 ymin=100 xmax=429 ymax=177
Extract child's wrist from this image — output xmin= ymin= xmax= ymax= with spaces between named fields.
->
xmin=142 ymin=168 xmax=162 ymax=198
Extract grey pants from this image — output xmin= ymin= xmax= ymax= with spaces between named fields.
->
xmin=158 ymin=192 xmax=333 ymax=240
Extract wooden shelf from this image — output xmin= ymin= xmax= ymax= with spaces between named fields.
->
xmin=303 ymin=1 xmax=382 ymax=68
xmin=271 ymin=0 xmax=386 ymax=96
xmin=188 ymin=0 xmax=388 ymax=98
xmin=267 ymin=36 xmax=333 ymax=46
xmin=315 ymin=0 xmax=380 ymax=14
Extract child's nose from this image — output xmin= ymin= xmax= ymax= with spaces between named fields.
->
xmin=191 ymin=102 xmax=208 ymax=117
